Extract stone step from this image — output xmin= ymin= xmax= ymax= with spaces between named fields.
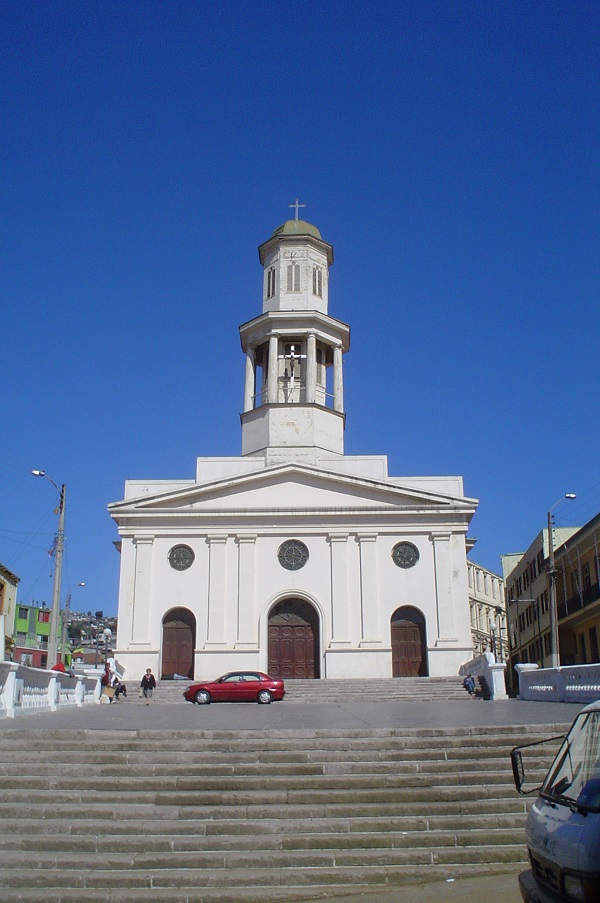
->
xmin=154 ymin=676 xmax=472 ymax=703
xmin=0 ymin=722 xmax=566 ymax=899
xmin=0 ymin=842 xmax=526 ymax=880
xmin=0 ymin=862 xmax=527 ymax=903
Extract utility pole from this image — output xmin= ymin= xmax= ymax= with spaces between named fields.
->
xmin=31 ymin=471 xmax=66 ymax=669
xmin=47 ymin=484 xmax=66 ymax=667
xmin=547 ymin=493 xmax=577 ymax=669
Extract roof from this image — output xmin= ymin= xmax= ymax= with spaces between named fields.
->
xmin=270 ymin=219 xmax=322 ymax=239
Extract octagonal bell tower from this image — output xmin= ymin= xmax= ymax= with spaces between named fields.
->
xmin=239 ymin=213 xmax=350 ymax=465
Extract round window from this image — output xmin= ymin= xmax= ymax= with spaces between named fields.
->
xmin=392 ymin=542 xmax=420 ymax=569
xmin=168 ymin=544 xmax=195 ymax=571
xmin=277 ymin=539 xmax=309 ymax=571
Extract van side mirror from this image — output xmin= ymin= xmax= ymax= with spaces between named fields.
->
xmin=510 ymin=734 xmax=566 ymax=795
xmin=511 ymin=748 xmax=525 ymax=793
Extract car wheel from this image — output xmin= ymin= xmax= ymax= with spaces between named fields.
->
xmin=257 ymin=689 xmax=273 ymax=704
xmin=195 ymin=689 xmax=211 ymax=705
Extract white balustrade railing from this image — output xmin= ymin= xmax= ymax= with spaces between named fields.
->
xmin=0 ymin=662 xmax=101 ymax=718
xmin=517 ymin=663 xmax=600 ymax=704
xmin=459 ymin=651 xmax=508 ymax=700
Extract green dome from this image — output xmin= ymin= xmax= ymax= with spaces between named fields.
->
xmin=271 ymin=219 xmax=322 ymax=239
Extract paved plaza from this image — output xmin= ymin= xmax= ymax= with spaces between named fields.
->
xmin=1 ymin=693 xmax=583 ymax=733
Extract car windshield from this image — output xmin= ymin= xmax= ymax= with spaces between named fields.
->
xmin=542 ymin=710 xmax=600 ymax=813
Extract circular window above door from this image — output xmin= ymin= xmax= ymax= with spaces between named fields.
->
xmin=392 ymin=542 xmax=420 ymax=569
xmin=277 ymin=540 xmax=309 ymax=571
xmin=168 ymin=544 xmax=195 ymax=571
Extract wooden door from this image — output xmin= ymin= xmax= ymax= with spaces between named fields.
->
xmin=391 ymin=620 xmax=425 ymax=677
xmin=161 ymin=610 xmax=195 ymax=679
xmin=268 ymin=602 xmax=319 ymax=679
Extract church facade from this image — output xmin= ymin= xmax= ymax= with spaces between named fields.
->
xmin=109 ymin=216 xmax=478 ymax=682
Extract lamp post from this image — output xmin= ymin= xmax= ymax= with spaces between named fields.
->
xmin=547 ymin=493 xmax=577 ymax=669
xmin=494 ymin=606 xmax=504 ymax=663
xmin=31 ymin=471 xmax=66 ymax=669
xmin=102 ymin=628 xmax=112 ymax=665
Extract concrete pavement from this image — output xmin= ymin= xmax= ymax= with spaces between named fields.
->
xmin=1 ymin=694 xmax=583 ymax=732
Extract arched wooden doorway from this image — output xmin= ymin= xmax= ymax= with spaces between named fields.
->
xmin=161 ymin=607 xmax=196 ymax=679
xmin=268 ymin=598 xmax=320 ymax=679
xmin=391 ymin=606 xmax=428 ymax=677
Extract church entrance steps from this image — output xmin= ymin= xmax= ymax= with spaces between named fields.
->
xmin=0 ymin=724 xmax=566 ymax=901
xmin=154 ymin=676 xmax=469 ymax=704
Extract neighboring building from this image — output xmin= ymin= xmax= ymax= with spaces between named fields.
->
xmin=554 ymin=513 xmax=600 ymax=665
xmin=0 ymin=563 xmax=20 ymax=660
xmin=502 ymin=526 xmax=579 ymax=680
xmin=467 ymin=557 xmax=506 ymax=660
xmin=109 ymin=215 xmax=478 ymax=683
xmin=13 ymin=602 xmax=63 ymax=669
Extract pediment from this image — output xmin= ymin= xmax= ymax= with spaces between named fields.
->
xmin=109 ymin=463 xmax=476 ymax=517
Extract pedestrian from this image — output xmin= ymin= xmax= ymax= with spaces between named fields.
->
xmin=462 ymin=673 xmax=476 ymax=697
xmin=101 ymin=663 xmax=116 ymax=704
xmin=140 ymin=668 xmax=156 ymax=705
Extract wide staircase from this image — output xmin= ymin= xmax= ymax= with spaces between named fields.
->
xmin=156 ymin=676 xmax=469 ymax=704
xmin=0 ymin=719 xmax=568 ymax=902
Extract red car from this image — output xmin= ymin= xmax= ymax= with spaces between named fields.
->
xmin=183 ymin=671 xmax=285 ymax=705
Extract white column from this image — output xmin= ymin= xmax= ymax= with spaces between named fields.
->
xmin=329 ymin=533 xmax=351 ymax=645
xmin=235 ymin=534 xmax=257 ymax=646
xmin=333 ymin=344 xmax=344 ymax=412
xmin=244 ymin=346 xmax=255 ymax=412
xmin=357 ymin=534 xmax=380 ymax=644
xmin=131 ymin=537 xmax=154 ymax=644
xmin=267 ymin=334 xmax=279 ymax=404
xmin=306 ymin=333 xmax=317 ymax=404
xmin=206 ymin=535 xmax=227 ymax=647
xmin=430 ymin=532 xmax=457 ymax=641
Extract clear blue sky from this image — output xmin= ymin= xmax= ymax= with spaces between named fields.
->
xmin=1 ymin=1 xmax=598 ymax=618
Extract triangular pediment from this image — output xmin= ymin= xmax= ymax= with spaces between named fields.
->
xmin=109 ymin=463 xmax=476 ymax=518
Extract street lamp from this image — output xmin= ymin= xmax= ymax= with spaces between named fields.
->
xmin=547 ymin=493 xmax=577 ymax=668
xmin=94 ymin=627 xmax=112 ymax=668
xmin=31 ymin=470 xmax=66 ymax=669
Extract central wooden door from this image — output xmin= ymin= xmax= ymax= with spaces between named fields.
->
xmin=161 ymin=608 xmax=196 ymax=679
xmin=391 ymin=607 xmax=428 ymax=677
xmin=268 ymin=599 xmax=320 ymax=679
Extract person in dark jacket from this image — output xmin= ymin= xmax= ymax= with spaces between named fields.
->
xmin=140 ymin=668 xmax=156 ymax=705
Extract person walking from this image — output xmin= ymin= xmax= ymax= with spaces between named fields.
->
xmin=140 ymin=668 xmax=156 ymax=705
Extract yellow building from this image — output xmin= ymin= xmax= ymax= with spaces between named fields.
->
xmin=554 ymin=513 xmax=600 ymax=665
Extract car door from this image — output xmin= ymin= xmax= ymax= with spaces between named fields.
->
xmin=212 ymin=673 xmax=240 ymax=701
xmin=239 ymin=673 xmax=262 ymax=701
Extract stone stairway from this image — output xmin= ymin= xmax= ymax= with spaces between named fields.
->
xmin=155 ymin=676 xmax=469 ymax=705
xmin=0 ymin=721 xmax=568 ymax=902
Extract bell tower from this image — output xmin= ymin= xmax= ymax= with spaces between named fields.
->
xmin=239 ymin=210 xmax=350 ymax=464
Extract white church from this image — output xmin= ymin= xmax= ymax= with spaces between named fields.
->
xmin=109 ymin=212 xmax=478 ymax=682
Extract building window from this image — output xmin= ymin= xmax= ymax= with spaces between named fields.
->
xmin=287 ymin=263 xmax=300 ymax=292
xmin=391 ymin=542 xmax=420 ymax=569
xmin=38 ymin=610 xmax=50 ymax=623
xmin=18 ymin=607 xmax=28 ymax=620
xmin=590 ymin=626 xmax=599 ymax=662
xmin=267 ymin=266 xmax=276 ymax=298
xmin=312 ymin=266 xmax=322 ymax=297
xmin=278 ymin=539 xmax=309 ymax=571
xmin=582 ymin=561 xmax=591 ymax=590
xmin=168 ymin=545 xmax=195 ymax=571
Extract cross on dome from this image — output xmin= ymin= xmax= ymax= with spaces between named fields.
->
xmin=288 ymin=199 xmax=306 ymax=220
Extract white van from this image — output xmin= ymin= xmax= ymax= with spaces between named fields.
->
xmin=511 ymin=700 xmax=600 ymax=902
